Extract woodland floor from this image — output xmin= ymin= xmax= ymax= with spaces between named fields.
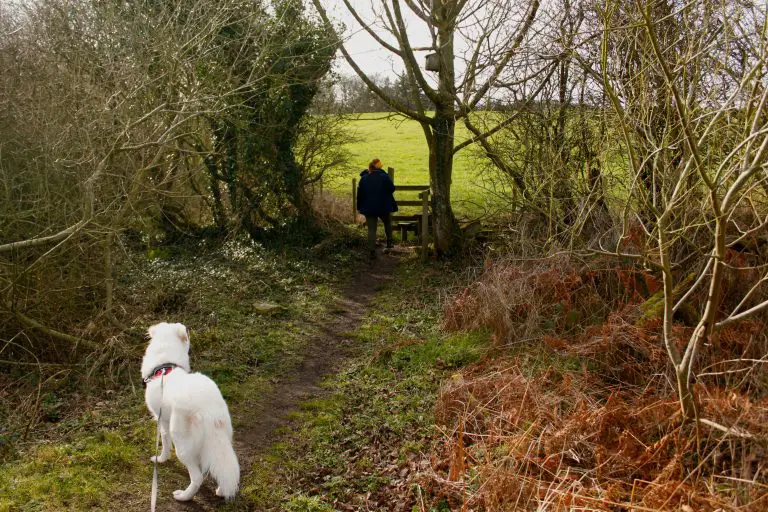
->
xmin=154 ymin=250 xmax=400 ymax=512
xmin=3 ymin=229 xmax=483 ymax=512
xmin=7 ymin=234 xmax=762 ymax=511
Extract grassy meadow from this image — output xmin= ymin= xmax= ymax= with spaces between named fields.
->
xmin=324 ymin=111 xmax=631 ymax=223
xmin=325 ymin=113 xmax=507 ymax=219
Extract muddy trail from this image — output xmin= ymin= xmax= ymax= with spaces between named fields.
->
xmin=155 ymin=251 xmax=400 ymax=511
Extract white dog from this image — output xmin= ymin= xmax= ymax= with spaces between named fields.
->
xmin=141 ymin=322 xmax=239 ymax=501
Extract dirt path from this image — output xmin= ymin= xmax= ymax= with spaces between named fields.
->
xmin=157 ymin=251 xmax=400 ymax=511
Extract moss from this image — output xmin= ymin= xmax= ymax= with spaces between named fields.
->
xmin=638 ymin=272 xmax=696 ymax=325
xmin=284 ymin=495 xmax=335 ymax=512
xmin=0 ymin=430 xmax=147 ymax=511
xmin=639 ymin=288 xmax=666 ymax=321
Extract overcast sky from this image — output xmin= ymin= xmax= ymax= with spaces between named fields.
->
xmin=315 ymin=0 xmax=547 ymax=88
xmin=317 ymin=1 xmax=439 ymax=78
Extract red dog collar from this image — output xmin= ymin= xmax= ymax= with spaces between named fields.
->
xmin=143 ymin=363 xmax=178 ymax=385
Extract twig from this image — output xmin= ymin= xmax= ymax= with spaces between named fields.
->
xmin=0 ymin=360 xmax=85 ymax=367
xmin=4 ymin=305 xmax=96 ymax=350
xmin=698 ymin=418 xmax=754 ymax=439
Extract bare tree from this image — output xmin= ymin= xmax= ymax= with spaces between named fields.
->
xmin=595 ymin=0 xmax=768 ymax=425
xmin=295 ymin=112 xmax=357 ymax=197
xmin=311 ymin=0 xmax=546 ymax=253
xmin=462 ymin=0 xmax=615 ymax=238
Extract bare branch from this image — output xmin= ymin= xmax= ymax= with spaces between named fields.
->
xmin=309 ymin=0 xmax=431 ymax=122
xmin=340 ymin=0 xmax=403 ymax=57
xmin=458 ymin=0 xmax=541 ymax=118
xmin=453 ymin=62 xmax=558 ymax=154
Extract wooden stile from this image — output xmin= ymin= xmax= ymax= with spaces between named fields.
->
xmin=421 ymin=190 xmax=429 ymax=261
xmin=352 ymin=167 xmax=430 ymax=257
xmin=352 ymin=177 xmax=357 ymax=223
xmin=394 ymin=185 xmax=430 ymax=191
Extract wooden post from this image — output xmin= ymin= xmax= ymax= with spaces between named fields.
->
xmin=388 ymin=166 xmax=395 ymax=184
xmin=352 ymin=178 xmax=357 ymax=223
xmin=421 ymin=190 xmax=429 ymax=261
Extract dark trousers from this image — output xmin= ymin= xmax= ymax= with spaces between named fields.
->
xmin=366 ymin=213 xmax=392 ymax=250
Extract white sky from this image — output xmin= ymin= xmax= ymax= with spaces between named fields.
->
xmin=315 ymin=0 xmax=550 ymax=89
xmin=317 ymin=0 xmax=442 ymax=78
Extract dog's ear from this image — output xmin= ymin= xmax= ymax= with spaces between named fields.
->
xmin=176 ymin=323 xmax=189 ymax=344
xmin=147 ymin=323 xmax=160 ymax=339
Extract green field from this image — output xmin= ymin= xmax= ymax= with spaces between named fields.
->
xmin=326 ymin=113 xmax=505 ymax=219
xmin=325 ymin=112 xmax=631 ymax=222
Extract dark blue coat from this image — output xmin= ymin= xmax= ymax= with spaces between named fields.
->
xmin=357 ymin=169 xmax=398 ymax=216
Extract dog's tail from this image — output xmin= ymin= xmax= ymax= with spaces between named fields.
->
xmin=202 ymin=415 xmax=239 ymax=499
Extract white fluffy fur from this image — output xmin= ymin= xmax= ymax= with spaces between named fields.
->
xmin=142 ymin=322 xmax=239 ymax=501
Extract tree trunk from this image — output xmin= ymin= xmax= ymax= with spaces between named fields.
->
xmin=278 ymin=139 xmax=311 ymax=216
xmin=215 ymin=123 xmax=238 ymax=212
xmin=553 ymin=59 xmax=576 ymax=227
xmin=429 ymin=107 xmax=459 ymax=254
xmin=104 ymin=231 xmax=114 ymax=314
xmin=676 ymin=366 xmax=698 ymax=420
xmin=429 ymin=2 xmax=460 ymax=255
xmin=205 ymin=155 xmax=227 ymax=231
xmin=586 ymin=165 xmax=611 ymax=233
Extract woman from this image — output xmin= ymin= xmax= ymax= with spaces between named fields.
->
xmin=357 ymin=158 xmax=398 ymax=259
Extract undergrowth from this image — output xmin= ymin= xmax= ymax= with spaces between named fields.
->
xmin=5 ymin=229 xmax=765 ymax=511
xmin=428 ymin=253 xmax=768 ymax=511
xmin=0 ymin=228 xmax=365 ymax=511
xmin=245 ymin=249 xmax=767 ymax=511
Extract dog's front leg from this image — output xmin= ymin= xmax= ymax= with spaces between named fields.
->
xmin=150 ymin=417 xmax=171 ymax=463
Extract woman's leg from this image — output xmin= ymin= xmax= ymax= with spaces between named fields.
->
xmin=366 ymin=216 xmax=378 ymax=255
xmin=382 ymin=213 xmax=393 ymax=247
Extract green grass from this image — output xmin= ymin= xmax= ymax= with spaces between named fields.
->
xmin=327 ymin=113 xmax=502 ymax=219
xmin=240 ymin=258 xmax=492 ymax=510
xmin=0 ymin=430 xmax=148 ymax=511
